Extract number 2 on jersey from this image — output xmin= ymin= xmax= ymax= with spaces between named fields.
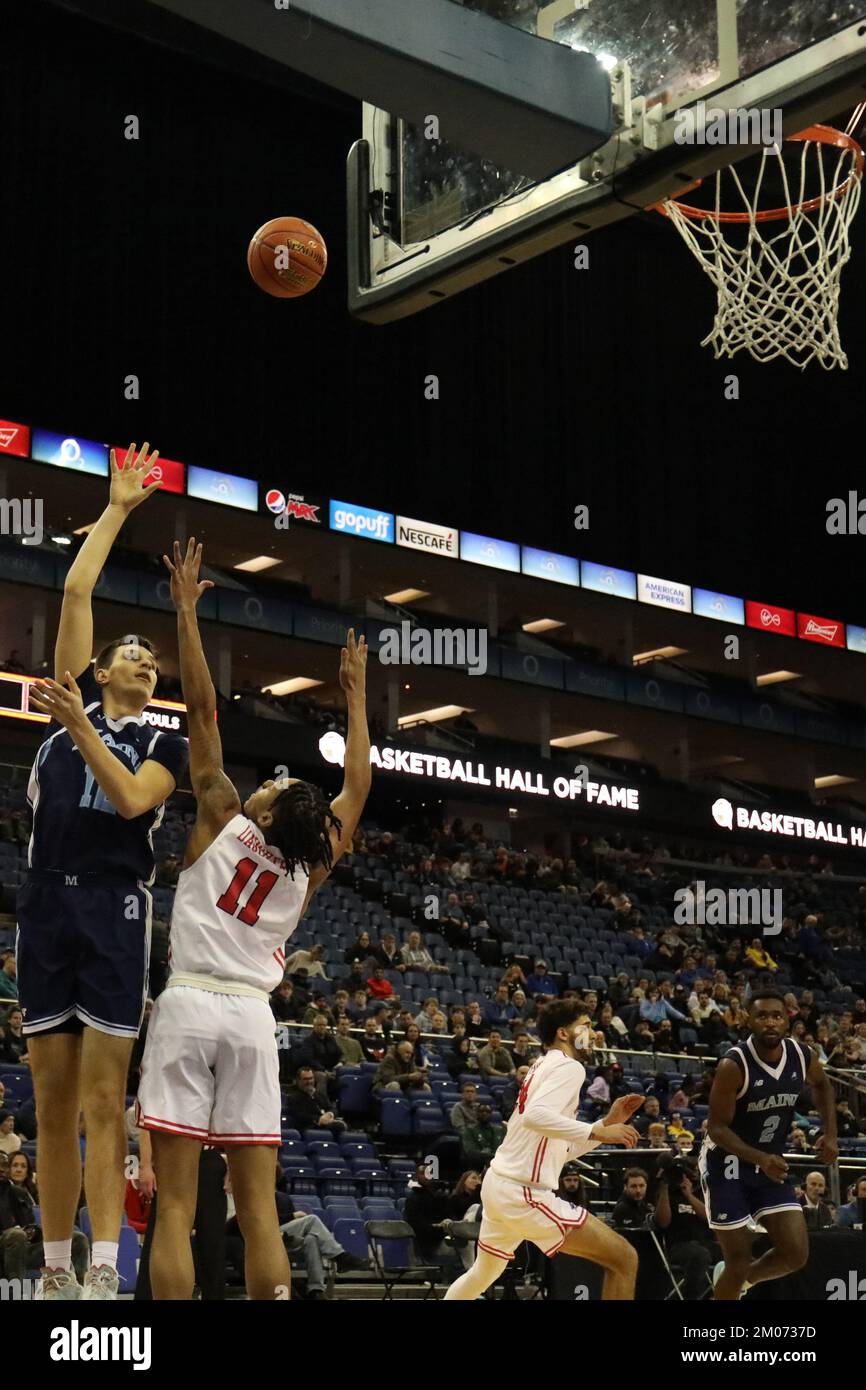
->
xmin=216 ymin=857 xmax=278 ymax=926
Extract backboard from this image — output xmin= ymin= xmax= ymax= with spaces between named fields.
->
xmin=348 ymin=0 xmax=866 ymax=321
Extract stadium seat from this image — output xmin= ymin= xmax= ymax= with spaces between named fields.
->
xmin=332 ymin=1218 xmax=371 ymax=1263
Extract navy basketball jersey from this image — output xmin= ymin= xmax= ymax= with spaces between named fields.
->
xmin=723 ymin=1035 xmax=811 ymax=1156
xmin=27 ymin=665 xmax=188 ymax=883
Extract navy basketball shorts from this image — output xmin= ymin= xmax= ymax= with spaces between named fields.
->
xmin=699 ymin=1145 xmax=801 ymax=1230
xmin=16 ymin=871 xmax=152 ymax=1038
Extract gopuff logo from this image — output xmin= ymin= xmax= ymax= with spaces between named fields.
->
xmin=331 ymin=504 xmax=392 ymax=541
xmin=712 ymin=798 xmax=734 ymax=830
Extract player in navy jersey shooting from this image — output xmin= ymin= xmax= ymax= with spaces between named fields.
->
xmin=700 ymin=986 xmax=838 ymax=1300
xmin=21 ymin=444 xmax=188 ymax=1300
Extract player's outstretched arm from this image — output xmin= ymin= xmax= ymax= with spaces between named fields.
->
xmin=54 ymin=443 xmax=162 ymax=682
xmin=302 ymin=630 xmax=370 ymax=908
xmin=164 ymin=539 xmax=241 ymax=860
xmin=806 ymin=1053 xmax=838 ymax=1166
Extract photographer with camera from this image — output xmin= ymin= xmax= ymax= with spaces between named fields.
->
xmin=654 ymin=1150 xmax=714 ymax=1299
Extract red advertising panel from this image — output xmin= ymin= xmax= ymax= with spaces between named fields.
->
xmin=745 ymin=601 xmax=796 ymax=637
xmin=0 ymin=419 xmax=30 ymax=458
xmin=797 ymin=612 xmax=845 ymax=648
xmin=112 ymin=446 xmax=185 ymax=494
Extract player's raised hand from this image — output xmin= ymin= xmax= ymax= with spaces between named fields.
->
xmin=598 ymin=1123 xmax=640 ymax=1149
xmin=29 ymin=672 xmax=88 ymax=734
xmin=163 ymin=538 xmax=214 ymax=611
xmin=606 ymin=1093 xmax=645 ymax=1125
xmin=110 ymin=442 xmax=163 ymax=512
xmin=339 ymin=628 xmax=368 ymax=698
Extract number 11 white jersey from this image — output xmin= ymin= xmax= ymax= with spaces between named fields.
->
xmin=167 ymin=813 xmax=309 ymax=992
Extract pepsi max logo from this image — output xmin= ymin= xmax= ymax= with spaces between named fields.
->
xmin=266 ymin=489 xmax=286 ymax=514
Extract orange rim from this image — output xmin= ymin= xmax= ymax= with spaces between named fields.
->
xmin=652 ymin=125 xmax=865 ymax=223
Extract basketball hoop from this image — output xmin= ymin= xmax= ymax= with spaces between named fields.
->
xmin=654 ymin=126 xmax=864 ymax=370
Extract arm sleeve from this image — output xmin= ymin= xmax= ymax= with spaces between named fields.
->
xmin=145 ymin=730 xmax=189 ymax=785
xmin=521 ymin=1064 xmax=599 ymax=1148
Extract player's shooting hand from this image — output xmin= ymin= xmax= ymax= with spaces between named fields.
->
xmin=110 ymin=442 xmax=163 ymax=512
xmin=29 ymin=672 xmax=88 ymax=735
xmin=163 ymin=538 xmax=215 ymax=611
xmin=758 ymin=1153 xmax=789 ymax=1183
xmin=339 ymin=628 xmax=368 ymax=698
xmin=606 ymin=1093 xmax=645 ymax=1125
xmin=813 ymin=1134 xmax=838 ymax=1166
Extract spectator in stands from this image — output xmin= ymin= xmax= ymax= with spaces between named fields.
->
xmin=371 ymin=931 xmax=405 ymax=975
xmin=835 ymin=1100 xmax=864 ymax=1138
xmin=0 ymin=1008 xmax=27 ymax=1065
xmin=525 ymin=959 xmax=558 ymax=1000
xmin=509 ymin=989 xmax=534 ymax=1025
xmin=9 ymin=1151 xmax=38 ymax=1203
xmin=348 ymin=989 xmax=369 ymax=1022
xmin=477 ymin=1030 xmax=515 ymax=1080
xmin=285 ymin=1067 xmax=347 ymax=1136
xmin=510 ymin=1031 xmax=538 ymax=1068
xmin=156 ymin=852 xmax=180 ymax=887
xmin=612 ymin=1168 xmax=659 ymax=1229
xmin=501 ymin=964 xmax=528 ymax=996
xmin=345 ymin=930 xmax=374 ymax=968
xmin=0 ymin=1165 xmax=89 ymax=1285
xmin=634 ymin=1096 xmax=662 ymax=1134
xmin=646 ymin=936 xmax=678 ymax=973
xmin=557 ymin=1162 xmax=590 ymax=1212
xmin=647 ymin=1122 xmax=672 ymax=1151
xmin=639 ymin=988 xmax=687 ymax=1031
xmin=449 ymin=1170 xmax=483 ymax=1224
xmin=450 ymin=1082 xmax=481 ymax=1134
xmin=401 ymin=930 xmax=445 ymax=973
xmin=462 ymin=1001 xmax=486 ymax=1039
xmin=631 ymin=1019 xmax=656 ymax=1051
xmin=285 ymin=943 xmax=329 ymax=981
xmin=414 ymin=997 xmax=441 ymax=1031
xmin=836 ymin=1175 xmax=866 ymax=1229
xmin=446 ymin=1033 xmax=480 ymax=1080
xmin=302 ymin=993 xmax=336 ymax=1026
xmin=334 ymin=1016 xmax=363 ymax=1065
xmin=460 ymin=1103 xmax=504 ymax=1171
xmin=585 ymin=1066 xmax=612 ymax=1119
xmin=500 ymin=1065 xmax=529 ymax=1120
xmin=797 ymin=1171 xmax=835 ymax=1230
xmin=366 ymin=965 xmax=396 ymax=1002
xmin=623 ymin=925 xmax=652 ymax=960
xmin=403 ymin=1021 xmax=433 ymax=1073
xmin=745 ymin=937 xmax=778 ymax=972
xmin=374 ymin=1040 xmax=431 ymax=1095
xmin=483 ymin=984 xmax=517 ymax=1030
xmin=360 ymin=1016 xmax=388 ymax=1063
xmin=331 ymin=989 xmax=352 ymax=1024
xmin=0 ymin=1111 xmax=21 ymax=1156
xmin=270 ymin=979 xmax=301 ymax=1023
xmin=0 ymin=953 xmax=17 ymax=1000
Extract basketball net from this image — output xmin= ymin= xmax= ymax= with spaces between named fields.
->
xmin=655 ymin=124 xmax=864 ymax=370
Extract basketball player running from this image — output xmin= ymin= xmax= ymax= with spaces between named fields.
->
xmin=701 ymin=987 xmax=838 ymax=1300
xmin=444 ymin=999 xmax=643 ymax=1300
xmin=136 ymin=539 xmax=370 ymax=1299
xmin=21 ymin=443 xmax=187 ymax=1299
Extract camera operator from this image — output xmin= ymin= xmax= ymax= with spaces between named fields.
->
xmin=654 ymin=1151 xmax=713 ymax=1300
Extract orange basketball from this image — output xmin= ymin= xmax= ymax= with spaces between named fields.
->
xmin=246 ymin=216 xmax=328 ymax=298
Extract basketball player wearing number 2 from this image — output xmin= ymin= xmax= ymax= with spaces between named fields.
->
xmin=136 ymin=539 xmax=371 ymax=1299
xmin=701 ymin=988 xmax=838 ymax=1300
xmin=444 ymin=999 xmax=643 ymax=1300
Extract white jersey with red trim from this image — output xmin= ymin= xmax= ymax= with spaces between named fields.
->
xmin=489 ymin=1049 xmax=601 ymax=1191
xmin=167 ymin=813 xmax=309 ymax=992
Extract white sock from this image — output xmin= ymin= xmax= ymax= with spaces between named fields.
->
xmin=43 ymin=1240 xmax=73 ymax=1272
xmin=443 ymin=1250 xmax=508 ymax=1300
xmin=91 ymin=1241 xmax=118 ymax=1273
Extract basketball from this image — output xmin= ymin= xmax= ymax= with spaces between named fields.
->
xmin=246 ymin=216 xmax=328 ymax=298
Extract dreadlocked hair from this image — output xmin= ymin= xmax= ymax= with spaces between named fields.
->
xmin=268 ymin=781 xmax=343 ymax=878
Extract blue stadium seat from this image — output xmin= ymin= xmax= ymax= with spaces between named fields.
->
xmin=380 ymin=1096 xmax=413 ymax=1137
xmin=332 ymin=1218 xmax=371 ymax=1263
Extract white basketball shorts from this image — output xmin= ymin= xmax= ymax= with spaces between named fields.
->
xmin=478 ymin=1168 xmax=589 ymax=1260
